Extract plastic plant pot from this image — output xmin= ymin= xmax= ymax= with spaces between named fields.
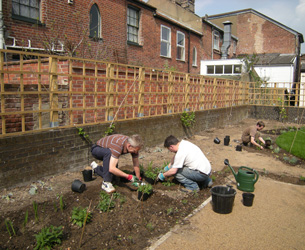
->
xmin=236 ymin=145 xmax=242 ymax=151
xmin=82 ymin=169 xmax=93 ymax=182
xmin=71 ymin=179 xmax=86 ymax=193
xmin=242 ymin=192 xmax=255 ymax=207
xmin=210 ymin=185 xmax=236 ymax=214
xmin=214 ymin=137 xmax=221 ymax=144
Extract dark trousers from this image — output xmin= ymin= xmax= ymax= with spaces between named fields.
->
xmin=91 ymin=145 xmax=113 ymax=182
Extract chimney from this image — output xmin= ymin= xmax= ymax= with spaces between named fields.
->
xmin=221 ymin=21 xmax=232 ymax=59
xmin=172 ymin=0 xmax=195 ymax=13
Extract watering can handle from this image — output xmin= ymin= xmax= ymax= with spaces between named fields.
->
xmin=240 ymin=166 xmax=259 ymax=184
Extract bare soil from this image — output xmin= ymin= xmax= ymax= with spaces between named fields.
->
xmin=1 ymin=118 xmax=304 ymax=250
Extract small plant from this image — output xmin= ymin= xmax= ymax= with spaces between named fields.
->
xmin=138 ymin=183 xmax=153 ymax=195
xmin=59 ymin=195 xmax=65 ymax=212
xmin=211 ymin=175 xmax=216 ymax=182
xmin=273 ymin=147 xmax=280 ymax=153
xmin=144 ymin=162 xmax=161 ymax=180
xmin=5 ymin=218 xmax=16 ymax=237
xmin=289 ymin=157 xmax=298 ymax=164
xmin=33 ymin=201 xmax=39 ymax=222
xmin=181 ymin=199 xmax=188 ymax=205
xmin=300 ymin=176 xmax=305 ymax=181
xmin=97 ymin=191 xmax=115 ymax=212
xmin=34 ymin=225 xmax=63 ymax=250
xmin=283 ymin=156 xmax=290 ymax=162
xmin=71 ymin=206 xmax=92 ymax=227
xmin=180 ymin=111 xmax=195 ymax=128
xmin=104 ymin=123 xmax=115 ymax=136
xmin=23 ymin=210 xmax=29 ymax=228
xmin=146 ymin=222 xmax=154 ymax=231
xmin=166 ymin=207 xmax=174 ymax=215
xmin=77 ymin=127 xmax=93 ymax=144
xmin=162 ymin=179 xmax=176 ymax=187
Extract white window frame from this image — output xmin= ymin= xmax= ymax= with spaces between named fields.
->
xmin=192 ymin=47 xmax=197 ymax=66
xmin=127 ymin=6 xmax=140 ymax=44
xmin=213 ymin=31 xmax=220 ymax=51
xmin=90 ymin=4 xmax=102 ymax=39
xmin=176 ymin=31 xmax=185 ymax=61
xmin=160 ymin=25 xmax=171 ymax=58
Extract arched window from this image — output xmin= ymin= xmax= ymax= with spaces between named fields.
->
xmin=90 ymin=4 xmax=101 ymax=38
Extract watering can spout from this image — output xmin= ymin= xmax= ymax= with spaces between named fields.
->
xmin=224 ymin=159 xmax=237 ymax=179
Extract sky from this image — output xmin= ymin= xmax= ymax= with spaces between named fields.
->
xmin=195 ymin=0 xmax=305 ymax=54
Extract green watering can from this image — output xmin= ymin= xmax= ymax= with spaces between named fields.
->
xmin=224 ymin=159 xmax=259 ymax=192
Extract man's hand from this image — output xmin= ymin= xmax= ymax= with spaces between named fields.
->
xmin=158 ymin=173 xmax=165 ymax=181
xmin=127 ymin=175 xmax=139 ymax=183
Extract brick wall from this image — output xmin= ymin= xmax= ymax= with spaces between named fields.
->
xmin=0 ymin=106 xmax=249 ymax=189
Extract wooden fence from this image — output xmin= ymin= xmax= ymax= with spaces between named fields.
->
xmin=0 ymin=49 xmax=303 ymax=137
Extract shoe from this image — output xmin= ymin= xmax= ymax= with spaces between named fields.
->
xmin=208 ymin=180 xmax=213 ymax=188
xmin=91 ymin=161 xmax=98 ymax=170
xmin=101 ymin=181 xmax=116 ymax=193
xmin=180 ymin=187 xmax=195 ymax=193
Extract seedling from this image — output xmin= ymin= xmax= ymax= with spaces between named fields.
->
xmin=300 ymin=176 xmax=305 ymax=181
xmin=273 ymin=147 xmax=280 ymax=153
xmin=166 ymin=207 xmax=174 ymax=215
xmin=138 ymin=183 xmax=153 ymax=195
xmin=59 ymin=195 xmax=65 ymax=212
xmin=104 ymin=123 xmax=115 ymax=136
xmin=97 ymin=191 xmax=115 ymax=212
xmin=289 ymin=157 xmax=298 ymax=164
xmin=146 ymin=222 xmax=154 ymax=231
xmin=162 ymin=179 xmax=175 ymax=187
xmin=23 ymin=209 xmax=29 ymax=228
xmin=211 ymin=175 xmax=216 ymax=181
xmin=181 ymin=199 xmax=188 ymax=205
xmin=71 ymin=206 xmax=92 ymax=227
xmin=34 ymin=225 xmax=63 ymax=250
xmin=144 ymin=162 xmax=161 ymax=180
xmin=5 ymin=218 xmax=16 ymax=237
xmin=33 ymin=201 xmax=39 ymax=222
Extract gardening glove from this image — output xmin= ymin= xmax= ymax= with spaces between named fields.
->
xmin=164 ymin=165 xmax=170 ymax=172
xmin=158 ymin=173 xmax=165 ymax=181
xmin=127 ymin=175 xmax=139 ymax=183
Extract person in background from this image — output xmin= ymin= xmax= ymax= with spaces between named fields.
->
xmin=158 ymin=135 xmax=213 ymax=193
xmin=241 ymin=121 xmax=266 ymax=150
xmin=91 ymin=134 xmax=143 ymax=193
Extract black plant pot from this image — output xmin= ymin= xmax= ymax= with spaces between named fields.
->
xmin=236 ymin=145 xmax=242 ymax=151
xmin=214 ymin=137 xmax=221 ymax=144
xmin=82 ymin=169 xmax=93 ymax=182
xmin=71 ymin=179 xmax=86 ymax=193
xmin=137 ymin=191 xmax=152 ymax=201
xmin=144 ymin=176 xmax=155 ymax=185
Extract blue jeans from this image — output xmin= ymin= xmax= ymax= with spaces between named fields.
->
xmin=175 ymin=167 xmax=211 ymax=191
xmin=91 ymin=145 xmax=113 ymax=182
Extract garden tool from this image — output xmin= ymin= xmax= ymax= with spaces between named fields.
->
xmin=224 ymin=159 xmax=259 ymax=192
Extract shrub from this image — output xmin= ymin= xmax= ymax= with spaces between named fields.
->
xmin=144 ymin=162 xmax=161 ymax=180
xmin=138 ymin=183 xmax=153 ymax=194
xmin=180 ymin=111 xmax=195 ymax=128
xmin=34 ymin=225 xmax=63 ymax=250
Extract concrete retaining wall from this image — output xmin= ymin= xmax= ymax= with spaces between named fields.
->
xmin=0 ymin=106 xmax=249 ymax=189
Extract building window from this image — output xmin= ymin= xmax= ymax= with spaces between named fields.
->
xmin=161 ymin=25 xmax=171 ymax=57
xmin=90 ymin=4 xmax=101 ymax=39
xmin=206 ymin=64 xmax=242 ymax=75
xmin=127 ymin=6 xmax=140 ymax=44
xmin=12 ymin=0 xmax=40 ymax=21
xmin=177 ymin=31 xmax=185 ymax=61
xmin=192 ymin=47 xmax=197 ymax=66
xmin=213 ymin=31 xmax=220 ymax=50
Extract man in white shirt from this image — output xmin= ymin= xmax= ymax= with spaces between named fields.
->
xmin=158 ymin=135 xmax=213 ymax=192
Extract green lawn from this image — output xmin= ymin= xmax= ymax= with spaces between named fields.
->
xmin=276 ymin=128 xmax=305 ymax=160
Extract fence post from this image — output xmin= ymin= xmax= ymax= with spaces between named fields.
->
xmin=49 ymin=57 xmax=58 ymax=127
xmin=184 ymin=73 xmax=190 ymax=111
xmin=168 ymin=72 xmax=174 ymax=113
xmin=106 ymin=63 xmax=114 ymax=121
xmin=138 ymin=67 xmax=144 ymax=117
xmin=212 ymin=78 xmax=217 ymax=108
xmin=200 ymin=76 xmax=204 ymax=110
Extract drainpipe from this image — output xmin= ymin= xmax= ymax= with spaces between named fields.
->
xmin=0 ymin=0 xmax=4 ymax=49
xmin=188 ymin=30 xmax=190 ymax=73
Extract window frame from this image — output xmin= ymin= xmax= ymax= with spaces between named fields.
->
xmin=160 ymin=25 xmax=171 ymax=58
xmin=213 ymin=31 xmax=220 ymax=51
xmin=192 ymin=46 xmax=197 ymax=67
xmin=176 ymin=31 xmax=185 ymax=61
xmin=127 ymin=5 xmax=140 ymax=45
xmin=12 ymin=0 xmax=41 ymax=24
xmin=89 ymin=4 xmax=102 ymax=39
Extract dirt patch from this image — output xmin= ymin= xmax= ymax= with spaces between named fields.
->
xmin=1 ymin=118 xmax=304 ymax=249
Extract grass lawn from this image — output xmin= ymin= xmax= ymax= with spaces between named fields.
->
xmin=276 ymin=128 xmax=305 ymax=160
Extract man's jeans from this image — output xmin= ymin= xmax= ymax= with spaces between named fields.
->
xmin=175 ymin=167 xmax=211 ymax=191
xmin=91 ymin=145 xmax=113 ymax=182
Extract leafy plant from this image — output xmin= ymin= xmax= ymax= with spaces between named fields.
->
xmin=146 ymin=222 xmax=154 ymax=231
xmin=166 ymin=207 xmax=174 ymax=215
xmin=96 ymin=191 xmax=115 ymax=212
xmin=144 ymin=162 xmax=160 ymax=180
xmin=77 ymin=127 xmax=92 ymax=144
xmin=59 ymin=195 xmax=65 ymax=212
xmin=181 ymin=199 xmax=188 ymax=204
xmin=34 ymin=225 xmax=63 ymax=250
xmin=273 ymin=147 xmax=280 ymax=153
xmin=5 ymin=218 xmax=16 ymax=237
xmin=104 ymin=123 xmax=115 ymax=136
xmin=71 ymin=206 xmax=92 ymax=227
xmin=23 ymin=210 xmax=29 ymax=228
xmin=300 ymin=176 xmax=305 ymax=181
xmin=180 ymin=111 xmax=195 ymax=128
xmin=211 ymin=175 xmax=216 ymax=182
xmin=162 ymin=179 xmax=175 ymax=187
xmin=138 ymin=183 xmax=153 ymax=195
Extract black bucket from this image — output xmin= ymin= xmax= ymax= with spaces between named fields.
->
xmin=71 ymin=179 xmax=86 ymax=193
xmin=82 ymin=169 xmax=93 ymax=182
xmin=242 ymin=192 xmax=255 ymax=207
xmin=210 ymin=186 xmax=236 ymax=214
